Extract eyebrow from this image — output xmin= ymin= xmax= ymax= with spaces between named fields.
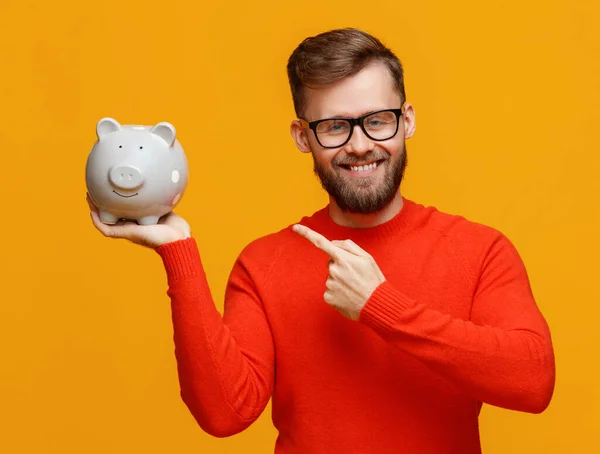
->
xmin=322 ymin=108 xmax=388 ymax=119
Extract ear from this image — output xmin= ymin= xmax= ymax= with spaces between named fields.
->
xmin=96 ymin=117 xmax=121 ymax=140
xmin=401 ymin=103 xmax=416 ymax=139
xmin=290 ymin=120 xmax=312 ymax=153
xmin=150 ymin=122 xmax=176 ymax=147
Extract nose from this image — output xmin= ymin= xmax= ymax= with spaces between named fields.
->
xmin=109 ymin=165 xmax=144 ymax=190
xmin=346 ymin=125 xmax=374 ymax=155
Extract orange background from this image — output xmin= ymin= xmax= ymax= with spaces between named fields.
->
xmin=0 ymin=0 xmax=598 ymax=452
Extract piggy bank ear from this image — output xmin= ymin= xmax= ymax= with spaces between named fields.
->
xmin=96 ymin=117 xmax=121 ymax=140
xmin=150 ymin=122 xmax=176 ymax=147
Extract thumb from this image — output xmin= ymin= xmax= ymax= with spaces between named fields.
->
xmin=331 ymin=239 xmax=367 ymax=256
xmin=161 ymin=212 xmax=191 ymax=239
xmin=90 ymin=211 xmax=139 ymax=240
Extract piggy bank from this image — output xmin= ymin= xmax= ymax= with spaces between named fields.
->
xmin=85 ymin=117 xmax=188 ymax=225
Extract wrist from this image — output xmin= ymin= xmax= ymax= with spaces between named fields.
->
xmin=155 ymin=236 xmax=203 ymax=284
xmin=154 ymin=234 xmax=190 ymax=248
xmin=359 ymin=281 xmax=414 ymax=331
xmin=152 ymin=224 xmax=192 ymax=248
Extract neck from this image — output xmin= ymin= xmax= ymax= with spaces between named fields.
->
xmin=327 ymin=192 xmax=404 ymax=229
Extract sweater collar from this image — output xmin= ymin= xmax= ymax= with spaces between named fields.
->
xmin=301 ymin=196 xmax=418 ymax=243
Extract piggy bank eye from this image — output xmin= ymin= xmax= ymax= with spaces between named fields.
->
xmin=119 ymin=145 xmax=122 ymax=148
xmin=139 ymin=146 xmax=143 ymax=150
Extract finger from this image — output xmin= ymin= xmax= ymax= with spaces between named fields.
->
xmin=331 ymin=239 xmax=368 ymax=256
xmin=90 ymin=211 xmax=136 ymax=240
xmin=293 ymin=224 xmax=343 ymax=260
xmin=90 ymin=211 xmax=119 ymax=237
xmin=86 ymin=193 xmax=99 ymax=214
xmin=325 ymin=276 xmax=335 ymax=290
xmin=327 ymin=261 xmax=341 ymax=280
xmin=90 ymin=210 xmax=111 ymax=236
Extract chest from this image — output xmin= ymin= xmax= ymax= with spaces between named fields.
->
xmin=262 ymin=239 xmax=476 ymax=404
xmin=267 ymin=237 xmax=477 ymax=323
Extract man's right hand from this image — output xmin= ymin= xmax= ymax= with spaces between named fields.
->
xmin=87 ymin=193 xmax=191 ymax=249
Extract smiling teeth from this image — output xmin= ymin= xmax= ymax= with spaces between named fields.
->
xmin=350 ymin=162 xmax=378 ymax=172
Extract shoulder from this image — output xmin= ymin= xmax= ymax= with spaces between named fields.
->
xmin=234 ymin=207 xmax=325 ymax=266
xmin=409 ymin=199 xmax=522 ymax=276
xmin=432 ymin=206 xmax=501 ymax=244
xmin=408 ymin=199 xmax=502 ymax=242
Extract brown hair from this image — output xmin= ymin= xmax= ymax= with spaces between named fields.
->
xmin=286 ymin=27 xmax=406 ymax=118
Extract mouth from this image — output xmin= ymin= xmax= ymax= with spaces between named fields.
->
xmin=113 ymin=190 xmax=139 ymax=198
xmin=338 ymin=159 xmax=386 ymax=175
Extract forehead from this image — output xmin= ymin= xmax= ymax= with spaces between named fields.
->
xmin=303 ymin=61 xmax=401 ymax=121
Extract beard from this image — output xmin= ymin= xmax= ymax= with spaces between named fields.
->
xmin=311 ymin=143 xmax=407 ymax=214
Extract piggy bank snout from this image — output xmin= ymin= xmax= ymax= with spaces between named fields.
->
xmin=109 ymin=165 xmax=144 ymax=190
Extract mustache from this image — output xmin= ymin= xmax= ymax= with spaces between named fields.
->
xmin=333 ymin=152 xmax=389 ymax=166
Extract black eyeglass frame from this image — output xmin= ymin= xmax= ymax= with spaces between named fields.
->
xmin=299 ymin=107 xmax=404 ymax=149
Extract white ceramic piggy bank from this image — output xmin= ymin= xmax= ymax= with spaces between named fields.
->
xmin=86 ymin=117 xmax=188 ymax=225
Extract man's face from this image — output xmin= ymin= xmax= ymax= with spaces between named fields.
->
xmin=291 ymin=61 xmax=415 ymax=214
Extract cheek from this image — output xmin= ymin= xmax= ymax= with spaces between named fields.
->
xmin=315 ymin=151 xmax=340 ymax=170
xmin=381 ymin=137 xmax=404 ymax=158
xmin=304 ymin=132 xmax=319 ymax=151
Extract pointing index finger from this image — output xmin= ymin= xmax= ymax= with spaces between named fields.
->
xmin=293 ymin=224 xmax=342 ymax=260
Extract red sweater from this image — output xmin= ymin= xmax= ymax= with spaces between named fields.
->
xmin=155 ymin=197 xmax=555 ymax=453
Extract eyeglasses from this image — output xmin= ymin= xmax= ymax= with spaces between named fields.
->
xmin=299 ymin=108 xmax=403 ymax=149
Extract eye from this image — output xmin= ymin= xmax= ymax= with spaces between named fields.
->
xmin=139 ymin=146 xmax=143 ymax=150
xmin=119 ymin=145 xmax=122 ymax=148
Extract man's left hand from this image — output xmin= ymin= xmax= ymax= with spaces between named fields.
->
xmin=292 ymin=224 xmax=386 ymax=320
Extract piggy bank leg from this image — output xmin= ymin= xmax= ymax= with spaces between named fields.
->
xmin=99 ymin=211 xmax=119 ymax=224
xmin=138 ymin=215 xmax=160 ymax=225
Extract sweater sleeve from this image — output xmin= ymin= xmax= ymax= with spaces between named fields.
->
xmin=358 ymin=233 xmax=555 ymax=414
xmin=155 ymin=237 xmax=275 ymax=437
